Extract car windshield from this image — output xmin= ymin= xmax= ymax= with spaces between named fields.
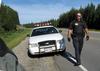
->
xmin=31 ymin=27 xmax=58 ymax=36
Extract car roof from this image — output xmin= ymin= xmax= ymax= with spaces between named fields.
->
xmin=33 ymin=26 xmax=55 ymax=30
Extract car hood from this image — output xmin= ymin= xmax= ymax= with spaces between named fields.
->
xmin=29 ymin=33 xmax=63 ymax=44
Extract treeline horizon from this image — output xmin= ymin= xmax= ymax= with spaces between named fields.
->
xmin=22 ymin=3 xmax=100 ymax=30
xmin=0 ymin=4 xmax=20 ymax=32
xmin=50 ymin=3 xmax=100 ymax=29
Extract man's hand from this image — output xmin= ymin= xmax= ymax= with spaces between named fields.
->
xmin=67 ymin=37 xmax=71 ymax=42
xmin=86 ymin=35 xmax=89 ymax=41
xmin=67 ymin=29 xmax=72 ymax=42
xmin=85 ymin=28 xmax=89 ymax=41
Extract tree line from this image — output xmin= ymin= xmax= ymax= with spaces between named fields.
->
xmin=50 ymin=3 xmax=100 ymax=30
xmin=0 ymin=4 xmax=20 ymax=32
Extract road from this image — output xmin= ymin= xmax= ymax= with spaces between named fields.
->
xmin=13 ymin=29 xmax=100 ymax=71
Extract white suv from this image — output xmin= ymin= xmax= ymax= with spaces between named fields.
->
xmin=28 ymin=26 xmax=66 ymax=55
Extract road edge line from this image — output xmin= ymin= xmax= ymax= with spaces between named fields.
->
xmin=69 ymin=56 xmax=88 ymax=71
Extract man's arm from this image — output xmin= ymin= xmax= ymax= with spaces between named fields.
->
xmin=67 ymin=21 xmax=74 ymax=42
xmin=67 ymin=29 xmax=73 ymax=42
xmin=85 ymin=28 xmax=89 ymax=36
xmin=85 ymin=28 xmax=89 ymax=40
xmin=67 ymin=29 xmax=73 ymax=38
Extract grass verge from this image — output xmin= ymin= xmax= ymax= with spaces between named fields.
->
xmin=0 ymin=28 xmax=32 ymax=49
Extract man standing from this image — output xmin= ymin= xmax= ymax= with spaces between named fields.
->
xmin=67 ymin=12 xmax=89 ymax=66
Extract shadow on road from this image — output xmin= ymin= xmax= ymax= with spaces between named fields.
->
xmin=60 ymin=51 xmax=77 ymax=65
xmin=27 ymin=49 xmax=77 ymax=65
xmin=28 ymin=52 xmax=56 ymax=58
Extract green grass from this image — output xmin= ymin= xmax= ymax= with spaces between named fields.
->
xmin=0 ymin=28 xmax=32 ymax=49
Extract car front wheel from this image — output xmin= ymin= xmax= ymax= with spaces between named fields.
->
xmin=28 ymin=50 xmax=33 ymax=57
xmin=60 ymin=48 xmax=66 ymax=54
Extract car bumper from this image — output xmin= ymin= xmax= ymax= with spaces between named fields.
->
xmin=28 ymin=47 xmax=66 ymax=55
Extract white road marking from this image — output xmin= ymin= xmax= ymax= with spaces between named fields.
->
xmin=79 ymin=65 xmax=88 ymax=71
xmin=69 ymin=56 xmax=77 ymax=63
xmin=69 ymin=56 xmax=88 ymax=71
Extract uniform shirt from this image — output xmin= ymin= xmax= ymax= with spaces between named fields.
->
xmin=69 ymin=20 xmax=87 ymax=37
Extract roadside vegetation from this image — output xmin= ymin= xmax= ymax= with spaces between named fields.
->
xmin=50 ymin=3 xmax=100 ymax=30
xmin=0 ymin=4 xmax=32 ymax=49
xmin=0 ymin=28 xmax=32 ymax=49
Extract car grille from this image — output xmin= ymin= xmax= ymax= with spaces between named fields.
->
xmin=38 ymin=40 xmax=56 ymax=47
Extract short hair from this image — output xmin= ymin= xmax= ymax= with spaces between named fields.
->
xmin=76 ymin=12 xmax=82 ymax=17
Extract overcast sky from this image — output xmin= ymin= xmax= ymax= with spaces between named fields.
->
xmin=3 ymin=0 xmax=100 ymax=24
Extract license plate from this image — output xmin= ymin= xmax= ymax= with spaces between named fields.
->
xmin=45 ymin=48 xmax=52 ymax=52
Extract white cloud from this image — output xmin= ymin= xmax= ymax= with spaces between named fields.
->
xmin=8 ymin=4 xmax=70 ymax=24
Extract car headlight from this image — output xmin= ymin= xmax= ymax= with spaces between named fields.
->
xmin=30 ymin=43 xmax=38 ymax=47
xmin=57 ymin=38 xmax=64 ymax=44
xmin=57 ymin=38 xmax=65 ymax=48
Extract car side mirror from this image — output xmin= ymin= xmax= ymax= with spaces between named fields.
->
xmin=59 ymin=30 xmax=62 ymax=33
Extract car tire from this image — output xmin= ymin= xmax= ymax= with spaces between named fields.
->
xmin=60 ymin=48 xmax=66 ymax=54
xmin=63 ymin=48 xmax=66 ymax=52
xmin=28 ymin=50 xmax=33 ymax=58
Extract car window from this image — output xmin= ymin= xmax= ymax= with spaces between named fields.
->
xmin=31 ymin=27 xmax=58 ymax=36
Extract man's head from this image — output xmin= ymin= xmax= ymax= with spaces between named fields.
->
xmin=76 ymin=12 xmax=82 ymax=21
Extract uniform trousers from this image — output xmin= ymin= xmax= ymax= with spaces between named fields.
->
xmin=72 ymin=36 xmax=84 ymax=64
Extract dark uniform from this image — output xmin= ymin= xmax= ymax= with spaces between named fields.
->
xmin=69 ymin=20 xmax=87 ymax=65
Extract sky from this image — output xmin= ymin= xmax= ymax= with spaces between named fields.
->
xmin=2 ymin=0 xmax=100 ymax=24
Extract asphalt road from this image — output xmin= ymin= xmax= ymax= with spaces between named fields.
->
xmin=13 ymin=29 xmax=100 ymax=71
